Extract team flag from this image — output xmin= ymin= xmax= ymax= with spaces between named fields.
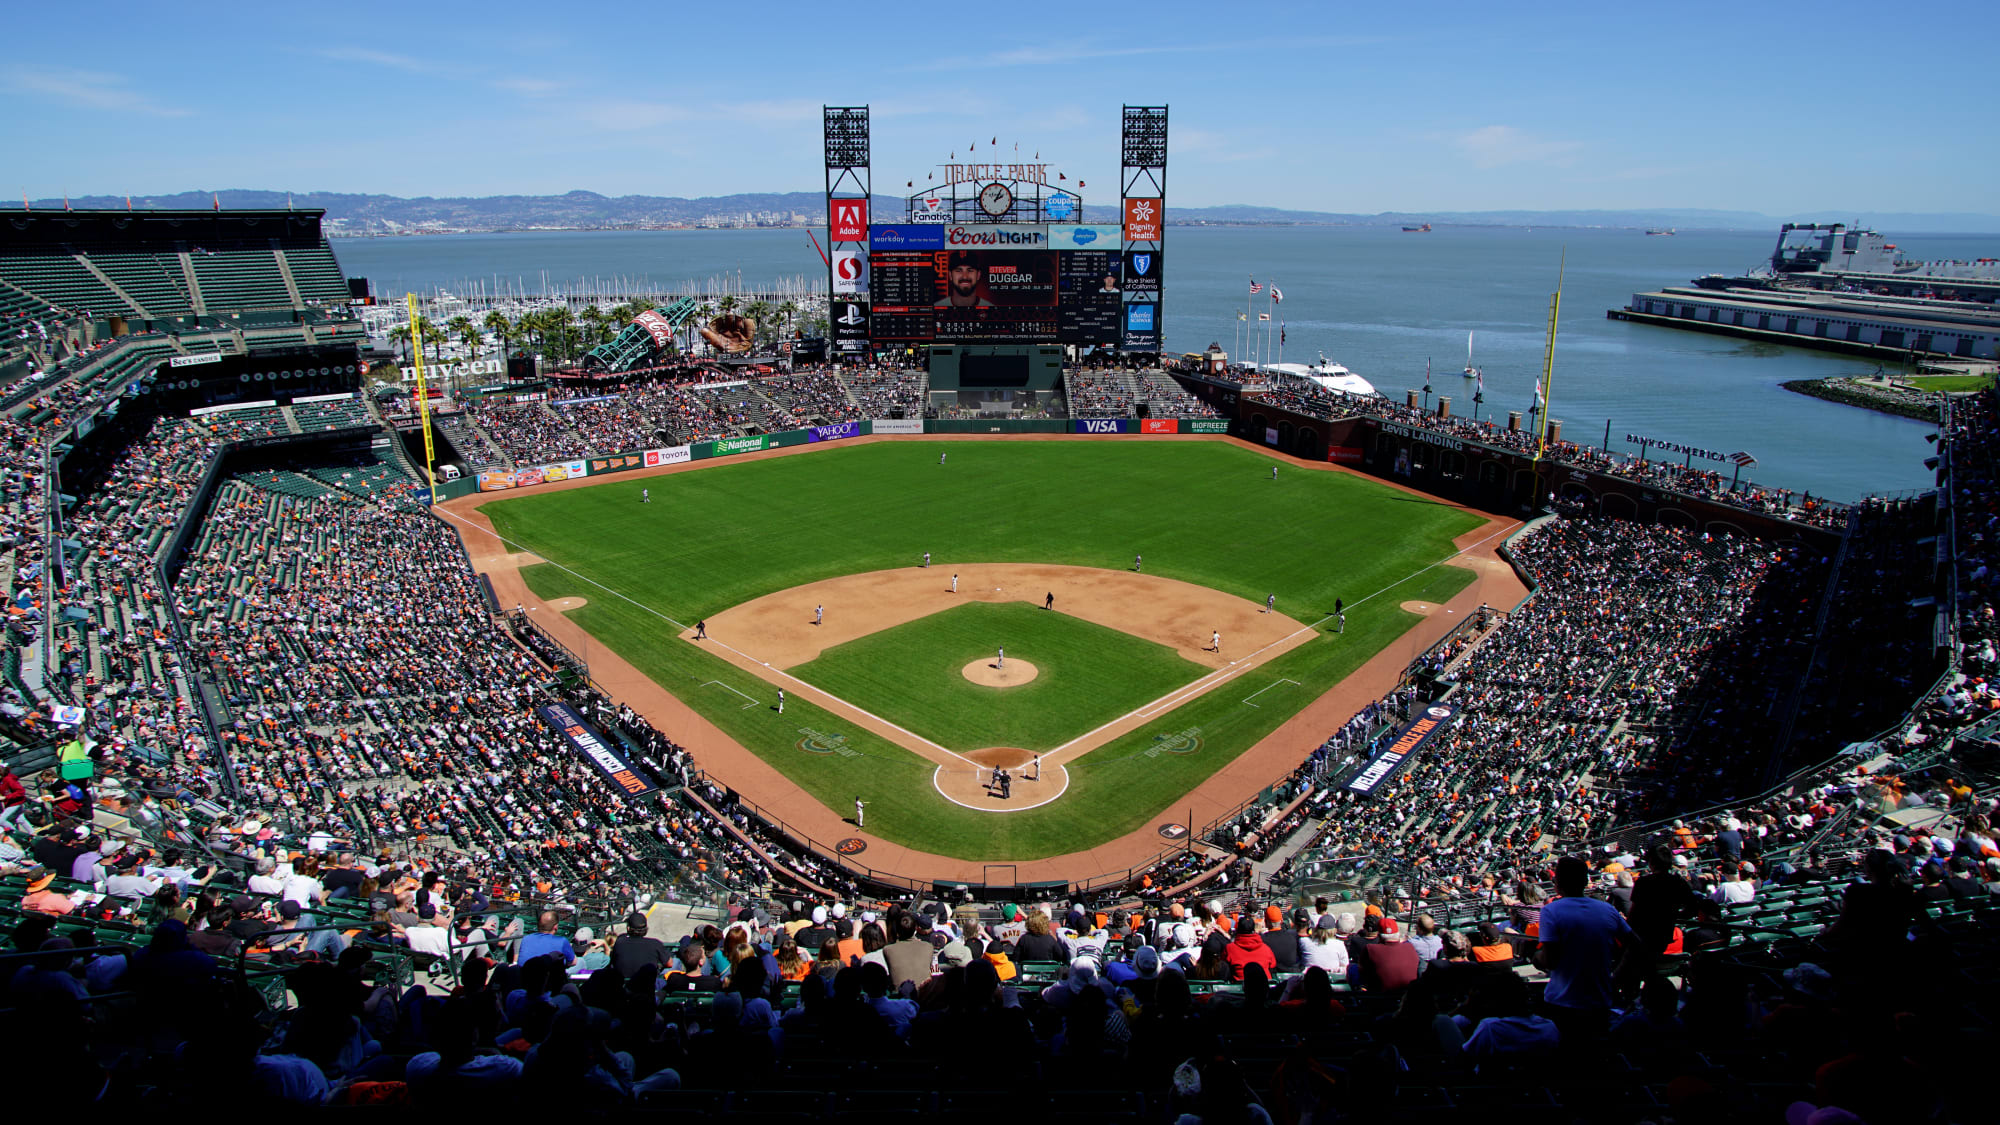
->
xmin=1258 ymin=313 xmax=1272 ymax=321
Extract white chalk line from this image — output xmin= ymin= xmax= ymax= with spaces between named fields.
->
xmin=1242 ymin=678 xmax=1302 ymax=708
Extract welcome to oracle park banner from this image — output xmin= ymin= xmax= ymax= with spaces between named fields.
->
xmin=1345 ymin=702 xmax=1458 ymax=797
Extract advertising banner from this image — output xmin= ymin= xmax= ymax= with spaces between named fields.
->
xmin=169 ymin=352 xmax=224 ymax=368
xmin=538 ymin=703 xmax=657 ymax=797
xmin=645 ymin=445 xmax=692 ymax=467
xmin=1043 ymin=192 xmax=1078 ymax=220
xmin=1265 ymin=427 xmax=1280 ymax=446
xmin=1123 ymin=249 xmax=1162 ymax=294
xmin=943 ymin=225 xmax=1049 ymax=248
xmin=587 ymin=452 xmax=647 ymax=476
xmin=540 ymin=460 xmax=586 ymax=483
xmin=1328 ymin=445 xmax=1365 ymax=464
xmin=871 ymin=418 xmax=923 ymax=434
xmin=831 ymin=299 xmax=870 ymax=342
xmin=1123 ymin=198 xmax=1163 ymax=242
xmin=714 ymin=434 xmax=769 ymax=456
xmin=1186 ymin=419 xmax=1230 ymax=434
xmin=1346 ymin=702 xmax=1458 ymax=797
xmin=912 ymin=195 xmax=947 ymax=223
xmin=808 ymin=421 xmax=861 ymax=443
xmin=1140 ymin=418 xmax=1178 ymax=434
xmin=1122 ymin=301 xmax=1161 ymax=351
xmin=634 ymin=310 xmax=675 ymax=349
xmin=1048 ymin=224 xmax=1123 ymax=249
xmin=869 ymin=224 xmax=945 ymax=250
xmin=477 ymin=470 xmax=515 ymax=492
xmin=1075 ymin=418 xmax=1130 ymax=434
xmin=513 ymin=466 xmax=546 ymax=487
xmin=830 ymin=198 xmax=868 ymax=242
xmin=832 ymin=251 xmax=869 ymax=294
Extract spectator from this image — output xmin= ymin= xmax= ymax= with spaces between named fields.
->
xmin=1534 ymin=855 xmax=1634 ymax=1045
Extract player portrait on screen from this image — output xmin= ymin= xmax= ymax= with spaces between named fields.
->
xmin=936 ymin=250 xmax=996 ymax=308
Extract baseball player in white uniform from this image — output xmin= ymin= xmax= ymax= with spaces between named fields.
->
xmin=951 ymin=574 xmax=959 ymax=593
xmin=1211 ymin=630 xmax=1221 ymax=653
xmin=815 ymin=605 xmax=823 ymax=626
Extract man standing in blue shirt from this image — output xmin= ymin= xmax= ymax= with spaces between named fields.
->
xmin=1535 ymin=856 xmax=1633 ymax=1049
xmin=516 ymin=910 xmax=574 ymax=967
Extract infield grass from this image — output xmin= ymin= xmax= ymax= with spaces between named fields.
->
xmin=489 ymin=440 xmax=1488 ymax=860
xmin=788 ymin=601 xmax=1207 ymax=752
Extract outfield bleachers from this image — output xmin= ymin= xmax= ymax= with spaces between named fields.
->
xmin=290 ymin=394 xmax=373 ymax=431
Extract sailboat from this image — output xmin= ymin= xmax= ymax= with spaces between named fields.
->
xmin=1462 ymin=330 xmax=1481 ymax=379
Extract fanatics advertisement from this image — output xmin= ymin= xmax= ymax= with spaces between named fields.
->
xmin=539 ymin=703 xmax=657 ymax=797
xmin=1346 ymin=703 xmax=1458 ymax=797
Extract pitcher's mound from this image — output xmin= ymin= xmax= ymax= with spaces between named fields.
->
xmin=547 ymin=597 xmax=590 ymax=611
xmin=962 ymin=658 xmax=1038 ymax=687
xmin=1400 ymin=600 xmax=1443 ymax=616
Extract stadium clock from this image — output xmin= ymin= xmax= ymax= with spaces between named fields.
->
xmin=978 ymin=182 xmax=1013 ymax=217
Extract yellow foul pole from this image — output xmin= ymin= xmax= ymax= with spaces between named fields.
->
xmin=406 ymin=293 xmax=438 ymax=497
xmin=1533 ymin=250 xmax=1565 ymax=464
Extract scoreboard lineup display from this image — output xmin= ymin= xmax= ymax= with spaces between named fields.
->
xmin=866 ymin=223 xmax=1126 ymax=345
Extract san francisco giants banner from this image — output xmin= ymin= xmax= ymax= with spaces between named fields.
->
xmin=1345 ymin=702 xmax=1458 ymax=797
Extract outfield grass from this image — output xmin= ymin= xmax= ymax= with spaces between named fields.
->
xmin=490 ymin=440 xmax=1487 ymax=861
xmin=789 ymin=601 xmax=1208 ymax=752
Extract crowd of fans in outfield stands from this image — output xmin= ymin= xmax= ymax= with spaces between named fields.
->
xmin=6 ymin=330 xmax=2000 ymax=1114
xmin=1256 ymin=372 xmax=1850 ymax=529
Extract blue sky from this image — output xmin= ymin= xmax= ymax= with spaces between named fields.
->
xmin=4 ymin=1 xmax=1993 ymax=214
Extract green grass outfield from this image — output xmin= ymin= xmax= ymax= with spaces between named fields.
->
xmin=788 ymin=601 xmax=1208 ymax=753
xmin=487 ymin=440 xmax=1485 ymax=861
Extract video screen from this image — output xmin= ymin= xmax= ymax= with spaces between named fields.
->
xmin=869 ymin=240 xmax=1122 ymax=345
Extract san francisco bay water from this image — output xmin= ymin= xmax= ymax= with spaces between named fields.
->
xmin=333 ymin=225 xmax=2000 ymax=500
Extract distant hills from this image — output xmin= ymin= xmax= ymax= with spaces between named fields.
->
xmin=19 ymin=190 xmax=2000 ymax=235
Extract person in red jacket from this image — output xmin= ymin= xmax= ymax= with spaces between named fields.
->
xmin=0 ymin=768 xmax=27 ymax=833
xmin=1224 ymin=925 xmax=1277 ymax=981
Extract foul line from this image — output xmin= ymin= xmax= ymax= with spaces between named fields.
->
xmin=1242 ymin=679 xmax=1301 ymax=708
xmin=702 ymin=681 xmax=762 ymax=709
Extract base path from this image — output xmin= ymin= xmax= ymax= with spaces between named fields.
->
xmin=440 ymin=433 xmax=1530 ymax=886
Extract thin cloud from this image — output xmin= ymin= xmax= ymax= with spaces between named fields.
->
xmin=316 ymin=47 xmax=433 ymax=73
xmin=1452 ymin=125 xmax=1583 ymax=169
xmin=1 ymin=65 xmax=190 ymax=117
xmin=493 ymin=76 xmax=563 ymax=95
xmin=913 ymin=35 xmax=1387 ymax=72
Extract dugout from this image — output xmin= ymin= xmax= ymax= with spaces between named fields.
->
xmin=926 ymin=345 xmax=1064 ymax=415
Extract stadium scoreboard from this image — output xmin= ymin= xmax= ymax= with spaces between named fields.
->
xmin=865 ymin=224 xmax=1125 ymax=346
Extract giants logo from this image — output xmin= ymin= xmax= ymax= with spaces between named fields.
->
xmin=831 ymin=199 xmax=868 ymax=241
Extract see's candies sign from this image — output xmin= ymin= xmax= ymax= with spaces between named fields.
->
xmin=1123 ymin=198 xmax=1162 ymax=241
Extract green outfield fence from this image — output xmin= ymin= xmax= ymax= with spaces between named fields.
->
xmin=428 ymin=416 xmax=1242 ymax=502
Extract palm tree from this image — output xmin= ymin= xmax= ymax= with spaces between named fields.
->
xmin=447 ymin=315 xmax=477 ymax=355
xmin=483 ymin=310 xmax=511 ymax=356
xmin=777 ymin=300 xmax=799 ymax=337
xmin=743 ymin=301 xmax=773 ymax=346
xmin=422 ymin=321 xmax=450 ymax=363
xmin=387 ymin=323 xmax=412 ymax=362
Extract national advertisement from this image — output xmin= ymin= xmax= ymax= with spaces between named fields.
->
xmin=1048 ymin=224 xmax=1123 ymax=249
xmin=1140 ymin=418 xmax=1177 ymax=434
xmin=808 ymin=421 xmax=861 ymax=443
xmin=714 ymin=434 xmax=769 ymax=456
xmin=1346 ymin=702 xmax=1458 ymax=797
xmin=1075 ymin=418 xmax=1130 ymax=434
xmin=1123 ymin=249 xmax=1162 ymax=294
xmin=872 ymin=418 xmax=923 ymax=434
xmin=869 ymin=224 xmax=945 ymax=250
xmin=538 ymin=703 xmax=657 ymax=797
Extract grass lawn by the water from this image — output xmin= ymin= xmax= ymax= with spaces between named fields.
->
xmin=1904 ymin=374 xmax=1995 ymax=393
xmin=490 ymin=440 xmax=1487 ymax=859
xmin=788 ymin=601 xmax=1208 ymax=753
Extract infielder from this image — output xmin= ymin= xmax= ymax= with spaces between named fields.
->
xmin=951 ymin=574 xmax=959 ymax=593
xmin=694 ymin=620 xmax=707 ymax=640
xmin=1134 ymin=554 xmax=1142 ymax=572
xmin=923 ymin=552 xmax=931 ymax=568
xmin=1266 ymin=594 xmax=1275 ymax=613
xmin=776 ymin=688 xmax=785 ymax=714
xmin=1045 ymin=591 xmax=1054 ymax=611
xmin=997 ymin=646 xmax=1004 ymax=669
xmin=1337 ymin=612 xmax=1345 ymax=634
xmin=1211 ymin=630 xmax=1221 ymax=653
xmin=815 ymin=605 xmax=823 ymax=626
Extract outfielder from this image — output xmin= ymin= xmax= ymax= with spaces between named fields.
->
xmin=923 ymin=552 xmax=931 ymax=568
xmin=642 ymin=487 xmax=650 ymax=503
xmin=777 ymin=688 xmax=785 ymax=714
xmin=1271 ymin=466 xmax=1277 ymax=480
xmin=815 ymin=605 xmax=823 ymax=626
xmin=939 ymin=452 xmax=947 ymax=466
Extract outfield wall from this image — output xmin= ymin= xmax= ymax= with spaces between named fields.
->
xmin=430 ymin=416 xmax=1241 ymax=501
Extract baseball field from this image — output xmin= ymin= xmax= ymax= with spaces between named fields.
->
xmin=481 ymin=439 xmax=1486 ymax=861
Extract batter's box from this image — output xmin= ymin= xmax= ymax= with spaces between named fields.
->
xmin=1241 ymin=679 xmax=1301 ymax=708
xmin=703 ymin=680 xmax=762 ymax=709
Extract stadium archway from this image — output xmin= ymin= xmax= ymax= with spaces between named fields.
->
xmin=1248 ymin=412 xmax=1271 ymax=442
xmin=1706 ymin=519 xmax=1747 ymax=538
xmin=1601 ymin=492 xmax=1638 ymax=520
xmin=1658 ymin=507 xmax=1696 ymax=529
xmin=1277 ymin=419 xmax=1296 ymax=450
xmin=1557 ymin=480 xmax=1592 ymax=506
xmin=1294 ymin=425 xmax=1322 ymax=461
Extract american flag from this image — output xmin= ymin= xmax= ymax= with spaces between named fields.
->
xmin=1248 ymin=279 xmax=1263 ymax=295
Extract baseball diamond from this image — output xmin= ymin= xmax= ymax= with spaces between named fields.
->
xmin=458 ymin=435 xmax=1509 ymax=868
